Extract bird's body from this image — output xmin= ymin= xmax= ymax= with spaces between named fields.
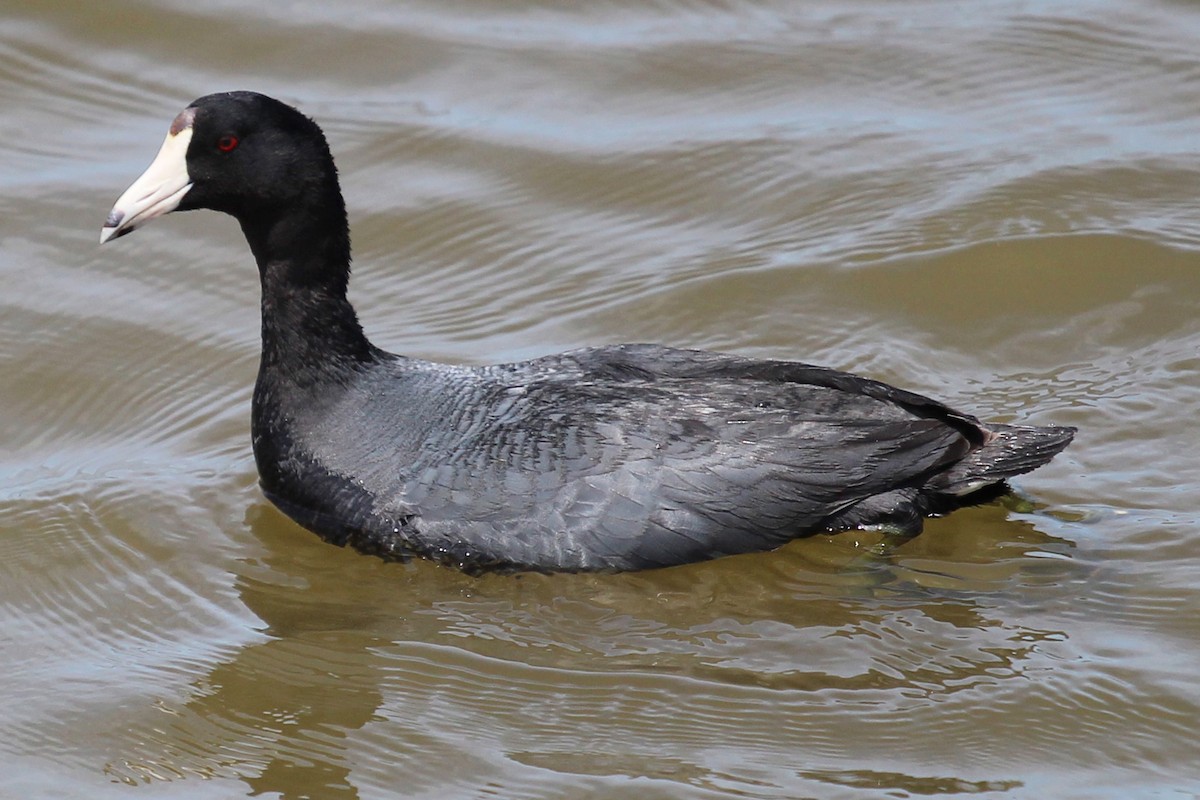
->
xmin=102 ymin=91 xmax=1074 ymax=572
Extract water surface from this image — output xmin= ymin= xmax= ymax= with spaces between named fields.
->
xmin=2 ymin=0 xmax=1199 ymax=797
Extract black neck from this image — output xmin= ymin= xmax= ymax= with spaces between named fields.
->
xmin=241 ymin=199 xmax=378 ymax=387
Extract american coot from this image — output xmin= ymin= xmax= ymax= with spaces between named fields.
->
xmin=101 ymin=91 xmax=1075 ymax=572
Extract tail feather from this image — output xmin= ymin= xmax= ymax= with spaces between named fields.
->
xmin=822 ymin=422 xmax=1074 ymax=536
xmin=929 ymin=423 xmax=1076 ymax=496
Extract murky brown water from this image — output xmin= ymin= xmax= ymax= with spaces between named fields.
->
xmin=3 ymin=0 xmax=1199 ymax=797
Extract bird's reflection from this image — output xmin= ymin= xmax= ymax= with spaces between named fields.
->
xmin=184 ymin=504 xmax=401 ymax=799
xmin=137 ymin=493 xmax=1078 ymax=798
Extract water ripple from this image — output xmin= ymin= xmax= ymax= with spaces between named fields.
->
xmin=3 ymin=0 xmax=1200 ymax=797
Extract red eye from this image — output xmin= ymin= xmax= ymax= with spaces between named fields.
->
xmin=217 ymin=135 xmax=239 ymax=152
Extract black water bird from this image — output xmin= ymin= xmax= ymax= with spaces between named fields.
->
xmin=100 ymin=91 xmax=1075 ymax=572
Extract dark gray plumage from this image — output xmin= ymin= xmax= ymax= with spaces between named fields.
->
xmin=101 ymin=91 xmax=1075 ymax=572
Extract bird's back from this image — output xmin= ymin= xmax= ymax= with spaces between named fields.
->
xmin=253 ymin=343 xmax=1072 ymax=571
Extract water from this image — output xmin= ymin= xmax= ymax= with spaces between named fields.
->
xmin=2 ymin=0 xmax=1199 ymax=797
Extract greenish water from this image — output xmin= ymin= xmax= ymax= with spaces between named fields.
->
xmin=2 ymin=0 xmax=1199 ymax=797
